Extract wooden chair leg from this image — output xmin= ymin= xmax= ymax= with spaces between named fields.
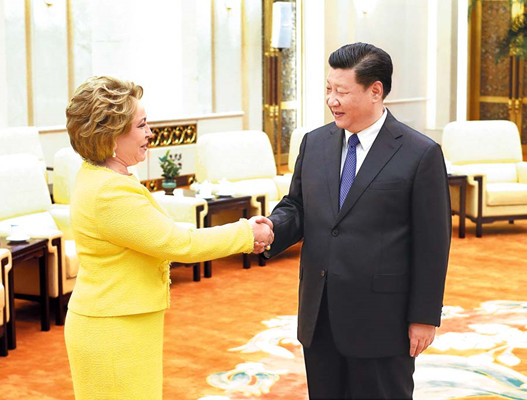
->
xmin=192 ymin=263 xmax=201 ymax=282
xmin=55 ymin=294 xmax=66 ymax=326
xmin=475 ymin=175 xmax=483 ymax=238
xmin=476 ymin=221 xmax=483 ymax=238
xmin=0 ymin=326 xmax=7 ymax=356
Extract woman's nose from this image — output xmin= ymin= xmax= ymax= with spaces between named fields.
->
xmin=145 ymin=124 xmax=153 ymax=137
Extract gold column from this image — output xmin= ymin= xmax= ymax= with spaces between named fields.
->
xmin=24 ymin=0 xmax=34 ymax=125
xmin=510 ymin=1 xmax=524 ymax=128
xmin=263 ymin=0 xmax=282 ymax=164
xmin=211 ymin=0 xmax=217 ymax=113
xmin=241 ymin=0 xmax=249 ymax=129
xmin=66 ymin=0 xmax=75 ymax=99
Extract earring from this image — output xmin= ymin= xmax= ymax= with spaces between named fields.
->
xmin=113 ymin=150 xmax=117 ymax=157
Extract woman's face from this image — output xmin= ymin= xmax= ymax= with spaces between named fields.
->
xmin=114 ymin=99 xmax=152 ymax=166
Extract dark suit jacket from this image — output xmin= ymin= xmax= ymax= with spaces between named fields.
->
xmin=265 ymin=110 xmax=451 ymax=358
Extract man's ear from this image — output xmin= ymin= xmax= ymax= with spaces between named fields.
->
xmin=371 ymin=81 xmax=383 ymax=102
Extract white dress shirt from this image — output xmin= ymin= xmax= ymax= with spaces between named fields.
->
xmin=340 ymin=108 xmax=388 ymax=177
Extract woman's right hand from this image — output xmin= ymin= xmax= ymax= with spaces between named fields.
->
xmin=249 ymin=216 xmax=274 ymax=254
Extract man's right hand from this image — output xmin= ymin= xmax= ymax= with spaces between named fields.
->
xmin=249 ymin=216 xmax=274 ymax=254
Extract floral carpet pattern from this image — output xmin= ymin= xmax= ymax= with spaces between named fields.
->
xmin=199 ymin=301 xmax=527 ymax=400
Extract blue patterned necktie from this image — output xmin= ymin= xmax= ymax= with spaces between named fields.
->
xmin=339 ymin=134 xmax=360 ymax=209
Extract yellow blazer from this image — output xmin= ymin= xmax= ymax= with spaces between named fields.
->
xmin=69 ymin=162 xmax=254 ymax=317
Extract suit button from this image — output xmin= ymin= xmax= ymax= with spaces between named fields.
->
xmin=321 ymin=270 xmax=326 ymax=277
xmin=331 ymin=229 xmax=339 ymax=237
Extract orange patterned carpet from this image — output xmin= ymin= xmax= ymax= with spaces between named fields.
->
xmin=1 ymin=219 xmax=527 ymax=399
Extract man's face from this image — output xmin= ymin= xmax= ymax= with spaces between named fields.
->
xmin=326 ymin=67 xmax=379 ymax=133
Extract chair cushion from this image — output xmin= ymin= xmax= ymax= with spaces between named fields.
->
xmin=288 ymin=128 xmax=308 ymax=172
xmin=53 ymin=147 xmax=83 ymax=204
xmin=486 ymin=183 xmax=527 ymax=206
xmin=64 ymin=239 xmax=79 ymax=279
xmin=273 ymin=174 xmax=292 ymax=199
xmin=453 ymin=163 xmax=518 ymax=183
xmin=0 ymin=154 xmax=51 ymax=220
xmin=151 ymin=191 xmax=207 ymax=227
xmin=231 ymin=179 xmax=280 ymax=202
xmin=49 ymin=204 xmax=73 ymax=240
xmin=0 ymin=211 xmax=59 ymax=237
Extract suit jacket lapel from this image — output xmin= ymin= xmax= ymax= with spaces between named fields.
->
xmin=324 ymin=123 xmax=345 ymax=220
xmin=334 ymin=111 xmax=403 ymax=227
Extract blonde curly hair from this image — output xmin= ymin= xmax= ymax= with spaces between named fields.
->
xmin=66 ymin=76 xmax=144 ymax=163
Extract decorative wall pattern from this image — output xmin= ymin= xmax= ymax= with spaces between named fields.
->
xmin=148 ymin=124 xmax=197 ymax=147
xmin=480 ymin=1 xmax=510 ymax=98
xmin=140 ymin=123 xmax=198 ymax=191
xmin=480 ymin=103 xmax=509 ymax=121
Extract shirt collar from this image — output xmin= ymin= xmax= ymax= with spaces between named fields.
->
xmin=344 ymin=108 xmax=387 ymax=152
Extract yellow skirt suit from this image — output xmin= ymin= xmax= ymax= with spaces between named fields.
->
xmin=65 ymin=162 xmax=254 ymax=399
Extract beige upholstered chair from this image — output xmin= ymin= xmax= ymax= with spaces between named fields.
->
xmin=0 ymin=154 xmax=77 ymax=325
xmin=273 ymin=127 xmax=310 ymax=191
xmin=195 ymin=130 xmax=288 ymax=216
xmin=287 ymin=127 xmax=309 ymax=173
xmin=0 ymin=127 xmax=48 ymax=178
xmin=53 ymin=146 xmax=208 ymax=281
xmin=0 ymin=249 xmax=11 ymax=356
xmin=442 ymin=120 xmax=527 ymax=237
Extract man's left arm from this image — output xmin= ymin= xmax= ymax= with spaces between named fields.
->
xmin=408 ymin=142 xmax=452 ymax=356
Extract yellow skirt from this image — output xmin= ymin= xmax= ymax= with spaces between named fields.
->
xmin=64 ymin=310 xmax=165 ymax=400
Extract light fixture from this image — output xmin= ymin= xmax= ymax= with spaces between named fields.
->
xmin=224 ymin=0 xmax=235 ymax=11
xmin=43 ymin=0 xmax=54 ymax=6
xmin=354 ymin=0 xmax=378 ymax=17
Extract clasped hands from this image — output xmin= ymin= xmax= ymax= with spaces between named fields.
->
xmin=248 ymin=216 xmax=274 ymax=254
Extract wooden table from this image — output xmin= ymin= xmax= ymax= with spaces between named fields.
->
xmin=202 ymin=195 xmax=254 ymax=277
xmin=0 ymin=238 xmax=49 ymax=350
xmin=448 ymin=174 xmax=467 ymax=238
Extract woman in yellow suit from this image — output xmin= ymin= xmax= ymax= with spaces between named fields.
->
xmin=64 ymin=76 xmax=274 ymax=399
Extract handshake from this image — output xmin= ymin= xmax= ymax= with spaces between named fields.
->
xmin=248 ymin=216 xmax=274 ymax=254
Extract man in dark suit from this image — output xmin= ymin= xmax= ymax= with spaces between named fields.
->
xmin=264 ymin=43 xmax=451 ymax=399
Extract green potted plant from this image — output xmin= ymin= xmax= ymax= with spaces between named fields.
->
xmin=158 ymin=149 xmax=181 ymax=195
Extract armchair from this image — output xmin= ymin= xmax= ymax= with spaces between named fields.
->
xmin=442 ymin=120 xmax=527 ymax=237
xmin=195 ymin=130 xmax=286 ymax=216
xmin=274 ymin=127 xmax=309 ymax=190
xmin=0 ymin=126 xmax=48 ymax=178
xmin=0 ymin=154 xmax=76 ymax=325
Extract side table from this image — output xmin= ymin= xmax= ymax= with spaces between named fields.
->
xmin=447 ymin=174 xmax=467 ymax=238
xmin=202 ymin=195 xmax=253 ymax=277
xmin=0 ymin=238 xmax=49 ymax=350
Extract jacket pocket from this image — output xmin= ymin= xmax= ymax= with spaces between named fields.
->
xmin=372 ymin=273 xmax=409 ymax=293
xmin=369 ymin=180 xmax=406 ymax=190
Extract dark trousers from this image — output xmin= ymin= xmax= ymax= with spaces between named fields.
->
xmin=302 ymin=288 xmax=415 ymax=400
